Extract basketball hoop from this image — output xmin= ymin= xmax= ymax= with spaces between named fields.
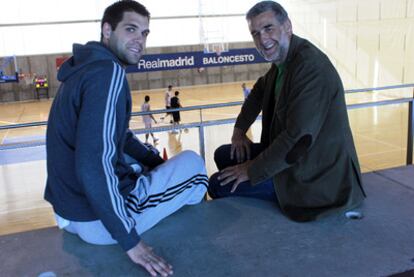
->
xmin=214 ymin=45 xmax=222 ymax=56
xmin=202 ymin=41 xmax=228 ymax=56
xmin=24 ymin=73 xmax=35 ymax=86
xmin=197 ymin=67 xmax=205 ymax=74
xmin=199 ymin=0 xmax=230 ymax=56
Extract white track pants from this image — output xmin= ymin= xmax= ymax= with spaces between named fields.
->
xmin=63 ymin=150 xmax=208 ymax=245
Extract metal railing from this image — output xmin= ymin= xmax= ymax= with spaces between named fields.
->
xmin=1 ymin=84 xmax=413 ymax=165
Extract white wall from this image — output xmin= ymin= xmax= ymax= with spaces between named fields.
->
xmin=0 ymin=0 xmax=413 ymax=89
xmin=0 ymin=0 xmax=258 ymax=56
xmin=289 ymin=0 xmax=414 ymax=88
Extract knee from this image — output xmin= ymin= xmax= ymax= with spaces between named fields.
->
xmin=180 ymin=150 xmax=203 ymax=163
xmin=214 ymin=144 xmax=232 ymax=168
xmin=214 ymin=145 xmax=229 ymax=161
xmin=178 ymin=150 xmax=206 ymax=171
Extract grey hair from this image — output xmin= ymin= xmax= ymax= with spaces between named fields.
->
xmin=246 ymin=1 xmax=289 ymax=24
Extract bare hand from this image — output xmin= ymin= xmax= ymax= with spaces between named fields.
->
xmin=231 ymin=128 xmax=252 ymax=163
xmin=218 ymin=160 xmax=251 ymax=193
xmin=127 ymin=240 xmax=173 ymax=277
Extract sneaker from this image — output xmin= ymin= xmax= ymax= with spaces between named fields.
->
xmin=153 ymin=137 xmax=159 ymax=143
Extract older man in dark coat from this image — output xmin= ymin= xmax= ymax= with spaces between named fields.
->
xmin=208 ymin=1 xmax=365 ymax=222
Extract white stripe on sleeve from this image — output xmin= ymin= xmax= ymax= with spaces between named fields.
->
xmin=102 ymin=62 xmax=135 ymax=233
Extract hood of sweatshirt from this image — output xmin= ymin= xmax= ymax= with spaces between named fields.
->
xmin=58 ymin=41 xmax=121 ymax=82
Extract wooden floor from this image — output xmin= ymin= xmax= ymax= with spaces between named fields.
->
xmin=0 ymin=81 xmax=413 ymax=236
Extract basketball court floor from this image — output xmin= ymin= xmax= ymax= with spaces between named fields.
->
xmin=0 ymin=81 xmax=413 ymax=236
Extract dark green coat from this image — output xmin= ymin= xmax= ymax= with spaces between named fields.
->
xmin=236 ymin=35 xmax=365 ymax=221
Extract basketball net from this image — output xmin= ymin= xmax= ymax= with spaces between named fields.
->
xmin=214 ymin=45 xmax=222 ymax=56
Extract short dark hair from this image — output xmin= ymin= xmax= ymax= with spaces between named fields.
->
xmin=246 ymin=1 xmax=289 ymax=24
xmin=168 ymin=85 xmax=173 ymax=89
xmin=175 ymin=91 xmax=179 ymax=96
xmin=145 ymin=95 xmax=150 ymax=102
xmin=101 ymin=0 xmax=150 ymax=40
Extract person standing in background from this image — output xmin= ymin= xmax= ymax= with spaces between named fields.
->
xmin=241 ymin=82 xmax=251 ymax=99
xmin=160 ymin=84 xmax=173 ymax=123
xmin=170 ymin=90 xmax=182 ymax=134
xmin=141 ymin=95 xmax=159 ymax=144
